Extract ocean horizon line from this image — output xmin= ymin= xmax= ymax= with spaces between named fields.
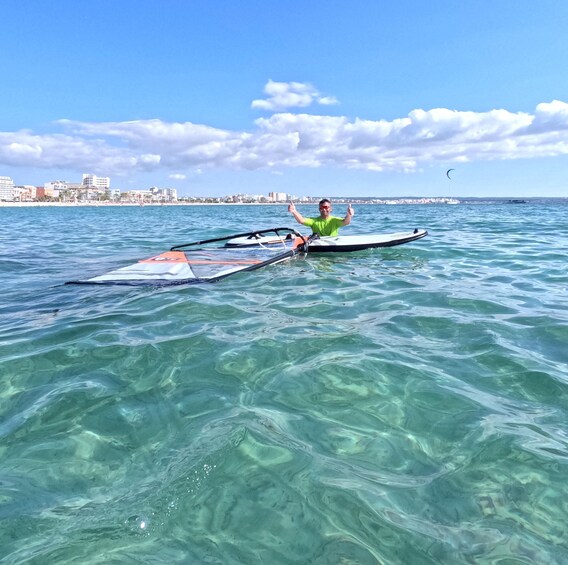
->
xmin=1 ymin=196 xmax=567 ymax=208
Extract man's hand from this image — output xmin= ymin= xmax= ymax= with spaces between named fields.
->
xmin=341 ymin=203 xmax=354 ymax=226
xmin=288 ymin=201 xmax=305 ymax=226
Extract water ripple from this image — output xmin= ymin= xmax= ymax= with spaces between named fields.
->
xmin=1 ymin=203 xmax=568 ymax=563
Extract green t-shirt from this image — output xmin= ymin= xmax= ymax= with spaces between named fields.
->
xmin=303 ymin=216 xmax=344 ymax=237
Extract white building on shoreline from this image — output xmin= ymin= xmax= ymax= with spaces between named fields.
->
xmin=0 ymin=176 xmax=15 ymax=201
xmin=125 ymin=187 xmax=178 ymax=203
xmin=269 ymin=191 xmax=289 ymax=202
xmin=82 ymin=174 xmax=110 ymax=190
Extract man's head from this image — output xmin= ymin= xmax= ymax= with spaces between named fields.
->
xmin=319 ymin=199 xmax=332 ymax=218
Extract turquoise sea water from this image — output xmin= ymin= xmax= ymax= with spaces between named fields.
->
xmin=1 ymin=202 xmax=567 ymax=564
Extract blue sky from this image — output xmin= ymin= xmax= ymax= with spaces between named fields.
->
xmin=1 ymin=0 xmax=567 ymax=197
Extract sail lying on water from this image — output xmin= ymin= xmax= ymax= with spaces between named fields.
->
xmin=67 ymin=228 xmax=308 ymax=286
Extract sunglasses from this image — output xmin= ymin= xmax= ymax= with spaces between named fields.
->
xmin=319 ymin=205 xmax=331 ymax=210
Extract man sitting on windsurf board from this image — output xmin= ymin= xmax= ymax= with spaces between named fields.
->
xmin=288 ymin=199 xmax=354 ymax=237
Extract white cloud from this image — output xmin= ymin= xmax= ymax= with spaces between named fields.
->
xmin=169 ymin=173 xmax=186 ymax=180
xmin=251 ymin=80 xmax=339 ymax=111
xmin=1 ymin=100 xmax=568 ymax=177
xmin=0 ymin=131 xmax=145 ymax=172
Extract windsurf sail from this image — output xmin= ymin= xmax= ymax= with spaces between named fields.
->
xmin=67 ymin=228 xmax=308 ymax=286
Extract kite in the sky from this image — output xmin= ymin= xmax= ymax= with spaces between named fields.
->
xmin=446 ymin=169 xmax=455 ymax=179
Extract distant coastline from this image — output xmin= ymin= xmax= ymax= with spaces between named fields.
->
xmin=0 ymin=201 xmax=234 ymax=207
xmin=1 ymin=199 xmax=458 ymax=207
xmin=1 ymin=197 xmax=566 ymax=208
